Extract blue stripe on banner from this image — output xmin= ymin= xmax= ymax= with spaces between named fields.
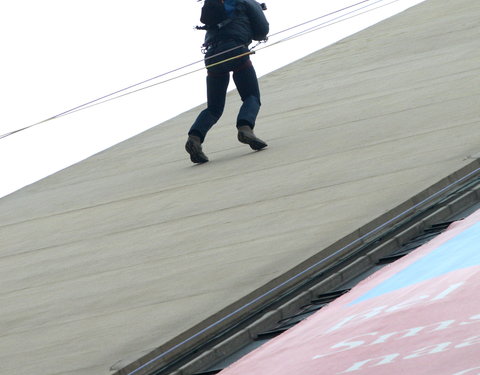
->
xmin=351 ymin=221 xmax=480 ymax=305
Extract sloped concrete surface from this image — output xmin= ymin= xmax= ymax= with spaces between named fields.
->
xmin=1 ymin=0 xmax=479 ymax=374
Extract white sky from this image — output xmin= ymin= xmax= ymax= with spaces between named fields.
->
xmin=0 ymin=0 xmax=425 ymax=198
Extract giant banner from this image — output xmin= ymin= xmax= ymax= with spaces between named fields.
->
xmin=219 ymin=209 xmax=480 ymax=375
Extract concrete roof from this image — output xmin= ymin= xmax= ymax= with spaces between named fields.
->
xmin=1 ymin=0 xmax=479 ymax=374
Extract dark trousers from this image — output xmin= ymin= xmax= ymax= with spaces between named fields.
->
xmin=189 ymin=41 xmax=261 ymax=142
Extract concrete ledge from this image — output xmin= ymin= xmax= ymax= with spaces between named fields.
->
xmin=119 ymin=160 xmax=480 ymax=375
xmin=366 ymin=238 xmax=398 ymax=263
xmin=339 ymin=256 xmax=372 ymax=283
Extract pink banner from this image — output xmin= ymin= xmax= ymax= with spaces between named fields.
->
xmin=219 ymin=209 xmax=480 ymax=375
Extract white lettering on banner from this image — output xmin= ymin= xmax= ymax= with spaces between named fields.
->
xmin=329 ymin=332 xmax=378 ymax=352
xmin=452 ymin=367 xmax=480 ymax=375
xmin=460 ymin=314 xmax=480 ymax=326
xmin=384 ymin=294 xmax=430 ymax=313
xmin=371 ymin=320 xmax=456 ymax=345
xmin=455 ymin=336 xmax=480 ymax=349
xmin=370 ymin=331 xmax=398 ymax=345
xmin=341 ymin=354 xmax=400 ymax=373
xmin=313 ymin=319 xmax=459 ymax=359
xmin=336 ymin=335 xmax=480 ymax=373
xmin=431 ymin=283 xmax=465 ymax=301
xmin=312 ymin=332 xmax=379 ymax=359
xmin=403 ymin=342 xmax=451 ymax=359
xmin=326 ymin=283 xmax=464 ymax=333
xmin=327 ymin=305 xmax=387 ymax=333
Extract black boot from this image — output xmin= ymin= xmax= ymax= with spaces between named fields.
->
xmin=237 ymin=125 xmax=268 ymax=150
xmin=185 ymin=135 xmax=209 ymax=163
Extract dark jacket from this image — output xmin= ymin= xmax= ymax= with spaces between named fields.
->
xmin=204 ymin=0 xmax=269 ymax=47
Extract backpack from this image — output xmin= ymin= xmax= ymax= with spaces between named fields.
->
xmin=200 ymin=0 xmax=230 ymax=29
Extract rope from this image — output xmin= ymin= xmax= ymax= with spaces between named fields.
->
xmin=41 ymin=51 xmax=257 ymax=119
xmin=0 ymin=0 xmax=407 ymax=140
xmin=267 ymin=0 xmax=373 ymax=39
xmin=61 ymin=0 xmax=403 ymax=117
xmin=0 ymin=122 xmax=49 ymax=140
xmin=257 ymin=0 xmax=402 ymax=51
xmin=0 ymin=45 xmax=248 ymax=140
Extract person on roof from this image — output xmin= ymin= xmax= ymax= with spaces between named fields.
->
xmin=185 ymin=0 xmax=270 ymax=163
